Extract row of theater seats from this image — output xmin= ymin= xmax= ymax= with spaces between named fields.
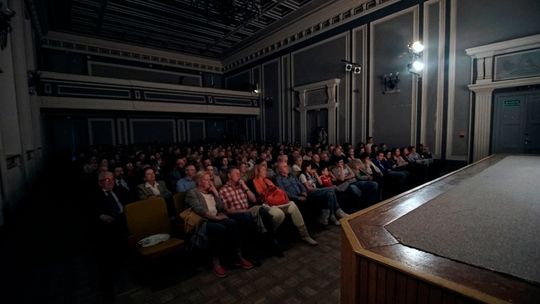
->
xmin=124 ymin=193 xmax=186 ymax=260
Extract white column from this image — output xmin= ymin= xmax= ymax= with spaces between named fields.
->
xmin=326 ymin=82 xmax=338 ymax=145
xmin=471 ymin=87 xmax=494 ymax=161
xmin=9 ymin=0 xmax=32 ymax=182
xmin=297 ymin=90 xmax=307 ymax=146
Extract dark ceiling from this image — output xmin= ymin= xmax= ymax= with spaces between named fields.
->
xmin=40 ymin=0 xmax=320 ymax=58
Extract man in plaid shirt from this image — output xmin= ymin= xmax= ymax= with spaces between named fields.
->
xmin=219 ymin=167 xmax=259 ymax=222
xmin=220 ymin=167 xmax=273 ymax=261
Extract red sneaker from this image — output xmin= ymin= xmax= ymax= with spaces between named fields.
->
xmin=213 ymin=264 xmax=227 ymax=278
xmin=235 ymin=258 xmax=254 ymax=270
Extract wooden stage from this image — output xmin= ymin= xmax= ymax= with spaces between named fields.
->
xmin=341 ymin=155 xmax=540 ymax=304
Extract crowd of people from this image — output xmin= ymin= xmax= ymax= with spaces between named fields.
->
xmin=80 ymin=137 xmax=437 ymax=289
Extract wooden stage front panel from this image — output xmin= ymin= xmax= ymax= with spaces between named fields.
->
xmin=341 ymin=155 xmax=540 ymax=304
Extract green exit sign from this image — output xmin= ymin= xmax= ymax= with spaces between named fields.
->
xmin=503 ymin=100 xmax=521 ymax=107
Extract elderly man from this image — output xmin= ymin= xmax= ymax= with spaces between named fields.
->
xmin=169 ymin=157 xmax=187 ymax=187
xmin=176 ymin=164 xmax=197 ymax=192
xmin=220 ymin=167 xmax=280 ymax=258
xmin=275 ymin=161 xmax=325 ymax=226
xmin=93 ymin=171 xmax=128 ymax=300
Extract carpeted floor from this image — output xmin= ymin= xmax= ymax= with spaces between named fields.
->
xmin=386 ymin=155 xmax=540 ymax=284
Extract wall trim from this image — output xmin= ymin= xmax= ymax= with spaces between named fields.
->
xmin=351 ymin=25 xmax=368 ymax=144
xmin=223 ymin=0 xmax=400 ymax=72
xmin=445 ymin=0 xmax=466 ymax=161
xmin=40 ymin=97 xmax=260 ymax=115
xmin=88 ymin=60 xmax=203 ymax=86
xmin=43 ymin=31 xmax=222 ymax=73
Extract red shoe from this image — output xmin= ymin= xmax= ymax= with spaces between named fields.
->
xmin=235 ymin=258 xmax=254 ymax=270
xmin=213 ymin=264 xmax=227 ymax=278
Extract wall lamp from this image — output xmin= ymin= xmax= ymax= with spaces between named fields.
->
xmin=382 ymin=73 xmax=400 ymax=94
xmin=342 ymin=59 xmax=362 ymax=74
xmin=407 ymin=41 xmax=425 ymax=76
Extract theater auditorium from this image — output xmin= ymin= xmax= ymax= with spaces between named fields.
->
xmin=0 ymin=0 xmax=539 ymax=303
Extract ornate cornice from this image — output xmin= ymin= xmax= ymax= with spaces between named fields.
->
xmin=41 ymin=31 xmax=223 ymax=74
xmin=223 ymin=0 xmax=400 ymax=72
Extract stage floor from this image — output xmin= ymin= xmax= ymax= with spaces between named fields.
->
xmin=342 ymin=154 xmax=540 ymax=304
xmin=386 ymin=155 xmax=540 ymax=285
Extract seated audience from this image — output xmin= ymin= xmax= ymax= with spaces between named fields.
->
xmin=249 ymin=163 xmax=318 ymax=246
xmin=298 ymin=162 xmax=348 ymax=225
xmin=185 ymin=171 xmax=253 ymax=278
xmin=137 ymin=167 xmax=174 ymax=216
xmin=93 ymin=171 xmax=128 ymax=300
xmin=176 ymin=164 xmax=197 ymax=192
xmin=169 ymin=157 xmax=187 ymax=187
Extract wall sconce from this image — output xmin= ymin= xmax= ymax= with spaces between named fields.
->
xmin=252 ymin=83 xmax=260 ymax=94
xmin=382 ymin=73 xmax=400 ymax=94
xmin=407 ymin=41 xmax=425 ymax=76
xmin=342 ymin=59 xmax=362 ymax=74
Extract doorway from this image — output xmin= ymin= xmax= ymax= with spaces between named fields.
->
xmin=492 ymin=90 xmax=540 ymax=154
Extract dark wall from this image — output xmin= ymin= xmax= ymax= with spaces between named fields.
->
xmin=39 ymin=49 xmax=222 ymax=88
xmin=263 ymin=60 xmax=280 ymax=143
xmin=372 ymin=10 xmax=415 ymax=148
xmin=293 ymin=35 xmax=348 ymax=143
xmin=423 ymin=1 xmax=440 ymax=150
xmin=450 ymin=0 xmax=540 ymax=157
xmin=225 ymin=70 xmax=251 ymax=91
xmin=42 ymin=112 xmax=251 ymax=158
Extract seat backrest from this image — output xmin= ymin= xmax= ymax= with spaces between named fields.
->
xmin=173 ymin=192 xmax=186 ymax=213
xmin=124 ymin=197 xmax=171 ymax=241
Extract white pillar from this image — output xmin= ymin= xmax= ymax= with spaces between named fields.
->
xmin=471 ymin=87 xmax=494 ymax=162
xmin=9 ymin=0 xmax=33 ymax=183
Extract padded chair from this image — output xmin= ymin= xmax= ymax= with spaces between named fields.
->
xmin=173 ymin=192 xmax=186 ymax=213
xmin=124 ymin=197 xmax=185 ymax=259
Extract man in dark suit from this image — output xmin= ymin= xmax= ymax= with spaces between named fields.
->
xmin=94 ymin=171 xmax=128 ymax=301
xmin=113 ymin=165 xmax=135 ymax=203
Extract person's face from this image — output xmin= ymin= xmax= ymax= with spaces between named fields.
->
xmin=304 ymin=164 xmax=311 ymax=173
xmin=377 ymin=153 xmax=384 ymax=161
xmin=258 ymin=165 xmax=267 ymax=178
xmin=322 ymin=168 xmax=329 ymax=176
xmin=312 ymin=154 xmax=320 ymax=162
xmin=186 ymin=165 xmax=196 ymax=177
xmin=228 ymin=169 xmax=241 ymax=183
xmin=99 ymin=173 xmax=115 ymax=191
xmin=144 ymin=169 xmax=156 ymax=183
xmin=197 ymin=174 xmax=211 ymax=190
xmin=206 ymin=166 xmax=214 ymax=174
xmin=395 ymin=149 xmax=401 ymax=156
xmin=222 ymin=158 xmax=229 ymax=165
xmin=176 ymin=159 xmax=186 ymax=168
xmin=114 ymin=167 xmax=124 ymax=178
xmin=278 ymin=162 xmax=289 ymax=175
xmin=321 ymin=153 xmax=329 ymax=161
xmin=295 ymin=158 xmax=302 ymax=166
xmin=239 ymin=163 xmax=248 ymax=173
xmin=386 ymin=152 xmax=392 ymax=159
xmin=348 ymin=148 xmax=354 ymax=155
xmin=203 ymin=159 xmax=211 ymax=167
xmin=126 ymin=162 xmax=134 ymax=170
